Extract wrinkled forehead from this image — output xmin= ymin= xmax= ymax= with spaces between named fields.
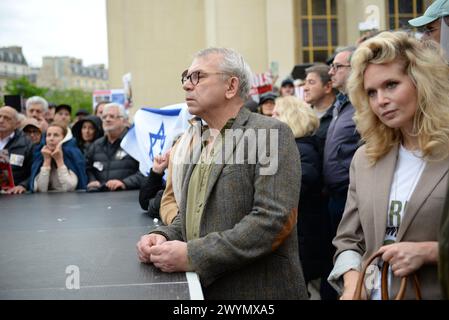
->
xmin=28 ymin=103 xmax=44 ymax=110
xmin=188 ymin=53 xmax=222 ymax=73
xmin=0 ymin=108 xmax=16 ymax=119
xmin=104 ymin=106 xmax=120 ymax=115
xmin=334 ymin=51 xmax=351 ymax=64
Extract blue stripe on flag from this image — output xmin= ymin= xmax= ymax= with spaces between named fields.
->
xmin=141 ymin=107 xmax=181 ymax=116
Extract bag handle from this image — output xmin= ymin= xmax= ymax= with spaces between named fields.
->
xmin=353 ymin=251 xmax=422 ymax=300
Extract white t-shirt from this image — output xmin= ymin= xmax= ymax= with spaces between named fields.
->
xmin=371 ymin=144 xmax=426 ymax=299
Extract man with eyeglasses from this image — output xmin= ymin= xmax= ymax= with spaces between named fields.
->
xmin=85 ymin=103 xmax=144 ymax=192
xmin=409 ymin=0 xmax=449 ymax=44
xmin=324 ymin=47 xmax=361 ymax=265
xmin=136 ymin=48 xmax=308 ymax=300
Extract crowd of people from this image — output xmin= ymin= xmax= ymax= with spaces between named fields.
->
xmin=0 ymin=99 xmax=145 ymax=195
xmin=2 ymin=0 xmax=449 ymax=300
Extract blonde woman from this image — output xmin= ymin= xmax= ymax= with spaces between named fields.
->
xmin=328 ymin=31 xmax=449 ymax=299
xmin=273 ymin=96 xmax=326 ymax=289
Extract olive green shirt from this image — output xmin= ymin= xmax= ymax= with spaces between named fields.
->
xmin=185 ymin=119 xmax=235 ymax=241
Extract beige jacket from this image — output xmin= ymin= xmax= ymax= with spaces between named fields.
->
xmin=332 ymin=144 xmax=448 ymax=299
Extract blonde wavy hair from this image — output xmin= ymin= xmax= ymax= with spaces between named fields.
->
xmin=348 ymin=31 xmax=449 ymax=164
xmin=274 ymin=96 xmax=319 ymax=138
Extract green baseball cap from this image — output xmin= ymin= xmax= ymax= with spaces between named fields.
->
xmin=409 ymin=0 xmax=449 ymax=27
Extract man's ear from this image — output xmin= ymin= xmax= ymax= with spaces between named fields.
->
xmin=324 ymin=81 xmax=333 ymax=94
xmin=225 ymin=77 xmax=240 ymax=99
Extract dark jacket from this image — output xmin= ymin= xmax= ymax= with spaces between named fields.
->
xmin=295 ymin=136 xmax=324 ymax=282
xmin=85 ymin=128 xmax=144 ymax=190
xmin=29 ymin=138 xmax=88 ymax=192
xmin=138 ymin=169 xmax=166 ymax=218
xmin=72 ymin=115 xmax=104 ymax=154
xmin=4 ymin=129 xmax=33 ymax=188
xmin=323 ymin=93 xmax=361 ymax=194
xmin=313 ymin=102 xmax=335 ymax=159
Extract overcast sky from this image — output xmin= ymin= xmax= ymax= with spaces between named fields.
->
xmin=0 ymin=0 xmax=108 ymax=68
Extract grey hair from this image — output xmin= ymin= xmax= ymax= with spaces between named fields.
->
xmin=335 ymin=46 xmax=357 ymax=62
xmin=195 ymin=47 xmax=253 ymax=100
xmin=103 ymin=103 xmax=128 ymax=119
xmin=26 ymin=96 xmax=48 ymax=112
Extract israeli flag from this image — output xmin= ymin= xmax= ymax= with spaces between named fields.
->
xmin=121 ymin=103 xmax=193 ymax=175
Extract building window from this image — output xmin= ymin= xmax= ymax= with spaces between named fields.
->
xmin=388 ymin=0 xmax=425 ymax=30
xmin=301 ymin=0 xmax=338 ymax=63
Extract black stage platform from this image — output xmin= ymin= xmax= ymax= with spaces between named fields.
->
xmin=0 ymin=191 xmax=203 ymax=300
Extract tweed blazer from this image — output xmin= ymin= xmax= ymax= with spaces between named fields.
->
xmin=333 ymin=144 xmax=449 ymax=299
xmin=152 ymin=107 xmax=308 ymax=300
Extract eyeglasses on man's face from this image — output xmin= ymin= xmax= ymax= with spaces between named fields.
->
xmin=181 ymin=70 xmax=228 ymax=86
xmin=330 ymin=63 xmax=351 ymax=71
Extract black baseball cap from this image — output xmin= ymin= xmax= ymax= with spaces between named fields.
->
xmin=55 ymin=104 xmax=72 ymax=115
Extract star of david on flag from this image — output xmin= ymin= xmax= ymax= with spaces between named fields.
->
xmin=121 ymin=103 xmax=193 ymax=175
xmin=149 ymin=123 xmax=166 ymax=162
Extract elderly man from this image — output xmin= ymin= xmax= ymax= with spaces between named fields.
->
xmin=0 ymin=106 xmax=33 ymax=194
xmin=136 ymin=48 xmax=307 ymax=300
xmin=25 ymin=96 xmax=49 ymax=132
xmin=85 ymin=103 xmax=144 ymax=191
xmin=409 ymin=0 xmax=449 ymax=43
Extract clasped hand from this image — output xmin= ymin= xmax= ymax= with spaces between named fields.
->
xmin=41 ymin=143 xmax=64 ymax=164
xmin=136 ymin=234 xmax=189 ymax=272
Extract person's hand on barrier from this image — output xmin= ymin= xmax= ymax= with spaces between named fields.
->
xmin=105 ymin=179 xmax=125 ymax=191
xmin=137 ymin=233 xmax=167 ymax=263
xmin=87 ymin=180 xmax=101 ymax=190
xmin=149 ymin=240 xmax=189 ymax=273
xmin=6 ymin=185 xmax=26 ymax=195
xmin=377 ymin=241 xmax=438 ymax=277
xmin=152 ymin=150 xmax=170 ymax=174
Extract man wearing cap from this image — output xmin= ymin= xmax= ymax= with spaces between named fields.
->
xmin=280 ymin=78 xmax=295 ymax=97
xmin=0 ymin=106 xmax=34 ymax=194
xmin=73 ymin=109 xmax=89 ymax=126
xmin=54 ymin=104 xmax=72 ymax=128
xmin=21 ymin=118 xmax=43 ymax=145
xmin=257 ymin=92 xmax=277 ymax=116
xmin=409 ymin=0 xmax=449 ymax=43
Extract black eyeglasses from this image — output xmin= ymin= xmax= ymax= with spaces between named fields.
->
xmin=330 ymin=63 xmax=351 ymax=71
xmin=181 ymin=70 xmax=228 ymax=86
